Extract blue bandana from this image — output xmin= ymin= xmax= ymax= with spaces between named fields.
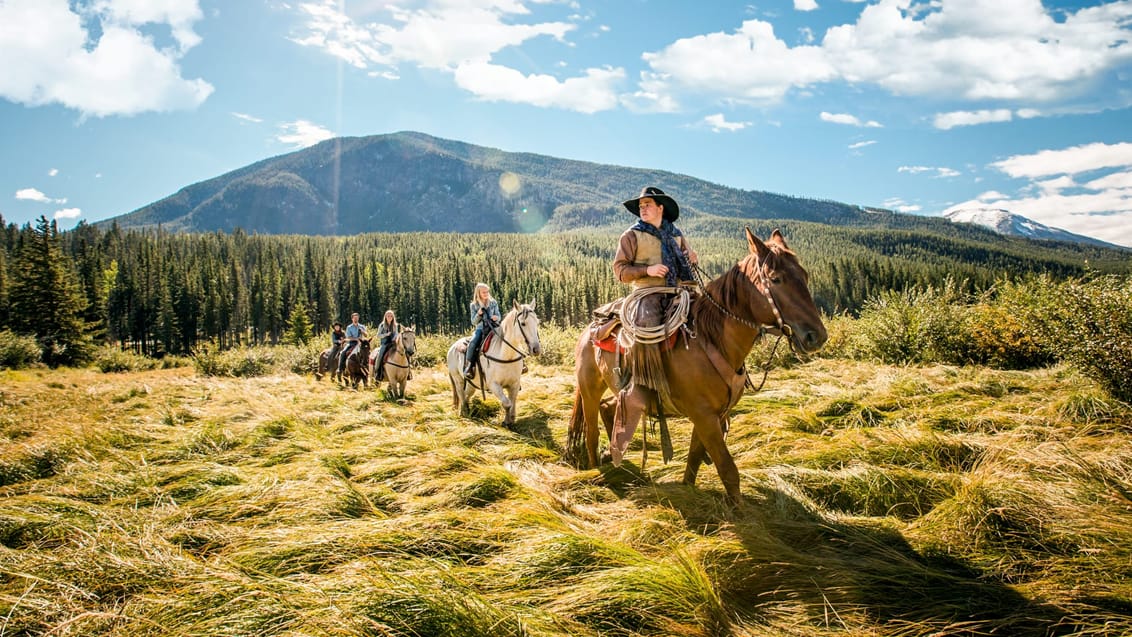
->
xmin=631 ymin=219 xmax=694 ymax=286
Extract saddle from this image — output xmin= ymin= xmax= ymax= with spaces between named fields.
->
xmin=592 ymin=323 xmax=679 ymax=354
xmin=456 ymin=330 xmax=495 ymax=354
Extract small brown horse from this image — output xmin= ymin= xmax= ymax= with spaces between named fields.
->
xmin=316 ymin=346 xmax=342 ymax=382
xmin=566 ymin=228 xmax=827 ymax=504
xmin=343 ymin=337 xmax=373 ymax=389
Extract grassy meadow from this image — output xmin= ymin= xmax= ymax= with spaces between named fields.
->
xmin=2 ymin=334 xmax=1132 ymax=636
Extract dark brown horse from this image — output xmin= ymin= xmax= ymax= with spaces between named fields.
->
xmin=343 ymin=337 xmax=372 ymax=389
xmin=566 ymin=228 xmax=827 ymax=504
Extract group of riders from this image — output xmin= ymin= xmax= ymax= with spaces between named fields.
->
xmin=326 ymin=281 xmax=506 ymax=384
xmin=327 ymin=186 xmax=697 ymax=410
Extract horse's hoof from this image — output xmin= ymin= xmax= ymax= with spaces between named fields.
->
xmin=599 ymin=449 xmax=613 ymax=465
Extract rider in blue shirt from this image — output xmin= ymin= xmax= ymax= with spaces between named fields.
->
xmin=338 ymin=312 xmax=368 ymax=377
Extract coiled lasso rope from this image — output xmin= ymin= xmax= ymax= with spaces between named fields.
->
xmin=617 ymin=286 xmax=692 ymax=349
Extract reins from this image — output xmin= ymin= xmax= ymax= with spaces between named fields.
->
xmin=481 ymin=309 xmax=536 ymax=364
xmin=690 ymin=260 xmax=791 ymax=394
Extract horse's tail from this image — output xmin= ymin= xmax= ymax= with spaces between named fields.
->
xmin=449 ymin=373 xmax=459 ymax=409
xmin=565 ymin=382 xmax=585 ymax=467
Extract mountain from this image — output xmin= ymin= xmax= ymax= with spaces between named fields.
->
xmin=944 ymin=207 xmax=1120 ymax=249
xmin=103 ymin=131 xmax=1120 ymax=256
xmin=103 ymin=131 xmax=946 ymax=236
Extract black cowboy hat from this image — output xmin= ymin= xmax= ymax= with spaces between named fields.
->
xmin=622 ymin=186 xmax=680 ymax=222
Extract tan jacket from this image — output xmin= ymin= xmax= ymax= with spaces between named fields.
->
xmin=613 ymin=228 xmax=692 ymax=289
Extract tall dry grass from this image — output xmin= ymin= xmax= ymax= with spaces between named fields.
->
xmin=2 ymin=352 xmax=1131 ymax=636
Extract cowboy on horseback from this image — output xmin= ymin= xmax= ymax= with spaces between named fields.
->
xmin=338 ymin=312 xmax=368 ymax=379
xmin=463 ymin=283 xmax=501 ymax=380
xmin=606 ymin=186 xmax=698 ymax=463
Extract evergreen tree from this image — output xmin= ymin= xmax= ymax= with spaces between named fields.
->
xmin=286 ymin=299 xmax=314 ymax=345
xmin=8 ymin=216 xmax=93 ymax=366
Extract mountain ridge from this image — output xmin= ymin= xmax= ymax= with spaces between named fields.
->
xmin=944 ymin=207 xmax=1120 ymax=249
xmin=102 ymin=131 xmax=1123 ymax=255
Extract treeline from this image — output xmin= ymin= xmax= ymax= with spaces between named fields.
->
xmin=0 ymin=214 xmax=1125 ymax=362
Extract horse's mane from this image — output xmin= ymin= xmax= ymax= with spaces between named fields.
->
xmin=691 ymin=242 xmax=795 ymax=348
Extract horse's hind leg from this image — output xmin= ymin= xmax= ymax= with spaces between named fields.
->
xmin=683 ymin=431 xmax=708 ymax=486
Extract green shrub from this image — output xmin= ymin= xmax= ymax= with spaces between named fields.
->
xmin=0 ymin=330 xmax=41 ymax=369
xmin=93 ymin=347 xmax=161 ymax=373
xmin=847 ymin=280 xmax=972 ymax=365
xmin=192 ymin=344 xmax=275 ymax=377
xmin=963 ymin=299 xmax=1052 ymax=370
xmin=1020 ymin=275 xmax=1132 ymax=403
xmin=270 ymin=341 xmax=325 ymax=375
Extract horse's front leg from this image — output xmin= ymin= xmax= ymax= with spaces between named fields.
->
xmin=687 ymin=409 xmax=741 ymax=505
xmin=505 ymin=380 xmax=519 ymax=427
xmin=489 ymin=380 xmax=513 ymax=426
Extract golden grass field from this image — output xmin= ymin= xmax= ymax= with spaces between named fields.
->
xmin=2 ymin=349 xmax=1131 ymax=636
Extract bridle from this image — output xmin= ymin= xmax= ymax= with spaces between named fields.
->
xmin=693 ymin=260 xmax=794 ymax=342
xmin=692 ymin=256 xmax=796 ymax=392
xmin=483 ymin=307 xmax=538 ymax=364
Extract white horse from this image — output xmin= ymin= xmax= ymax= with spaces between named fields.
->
xmin=448 ymin=301 xmax=541 ymax=427
xmin=370 ymin=326 xmax=416 ymax=399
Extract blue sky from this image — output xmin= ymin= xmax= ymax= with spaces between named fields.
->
xmin=2 ymin=0 xmax=1132 ymax=247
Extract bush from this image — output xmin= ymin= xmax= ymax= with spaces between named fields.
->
xmin=963 ymin=281 xmax=1053 ymax=370
xmin=0 ymin=330 xmax=41 ymax=369
xmin=192 ymin=345 xmax=275 ymax=377
xmin=846 ymin=280 xmax=972 ymax=365
xmin=93 ymin=347 xmax=161 ymax=373
xmin=271 ymin=341 xmax=325 ymax=375
xmin=1020 ymin=275 xmax=1132 ymax=403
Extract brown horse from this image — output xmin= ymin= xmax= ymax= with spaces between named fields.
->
xmin=566 ymin=228 xmax=827 ymax=504
xmin=316 ymin=347 xmax=342 ymax=382
xmin=343 ymin=337 xmax=372 ymax=389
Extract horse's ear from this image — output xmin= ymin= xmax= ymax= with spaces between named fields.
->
xmin=528 ymin=299 xmax=536 ymax=311
xmin=513 ymin=300 xmax=520 ymax=311
xmin=770 ymin=228 xmax=787 ymax=247
xmin=745 ymin=226 xmax=771 ymax=260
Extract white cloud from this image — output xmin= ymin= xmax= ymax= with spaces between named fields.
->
xmin=642 ymin=20 xmax=836 ymax=104
xmin=0 ymin=0 xmax=213 ymax=117
xmin=991 ymin=142 xmax=1132 ymax=179
xmin=933 ymin=109 xmax=1013 ymax=130
xmin=899 ymin=165 xmax=959 ymax=178
xmin=702 ymin=113 xmax=751 ymax=132
xmin=291 ymin=0 xmax=574 ymax=71
xmin=848 ymin=140 xmax=876 ymax=149
xmin=794 ymin=0 xmax=819 ymax=11
xmin=15 ymin=188 xmax=67 ymax=204
xmin=639 ymin=1 xmax=1132 ymax=109
xmin=277 ymin=120 xmax=336 ymax=148
xmin=820 ymin=111 xmax=881 ymax=127
xmin=16 ymin=188 xmax=50 ymax=203
xmin=54 ymin=207 xmax=82 ymax=220
xmin=453 ymin=61 xmax=622 ymax=113
xmin=883 ymin=197 xmax=921 ymax=213
xmin=232 ymin=112 xmax=264 ymax=124
xmin=291 ymin=0 xmax=608 ymax=109
xmin=48 ymin=168 xmax=59 ymax=177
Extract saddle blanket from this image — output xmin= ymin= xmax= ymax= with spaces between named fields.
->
xmin=593 ymin=324 xmax=679 ymax=354
xmin=455 ymin=332 xmax=494 ymax=354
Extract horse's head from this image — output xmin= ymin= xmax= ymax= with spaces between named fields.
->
xmin=400 ymin=326 xmax=417 ymax=356
xmin=743 ymin=227 xmax=827 ymax=354
xmin=507 ymin=300 xmax=542 ymax=357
